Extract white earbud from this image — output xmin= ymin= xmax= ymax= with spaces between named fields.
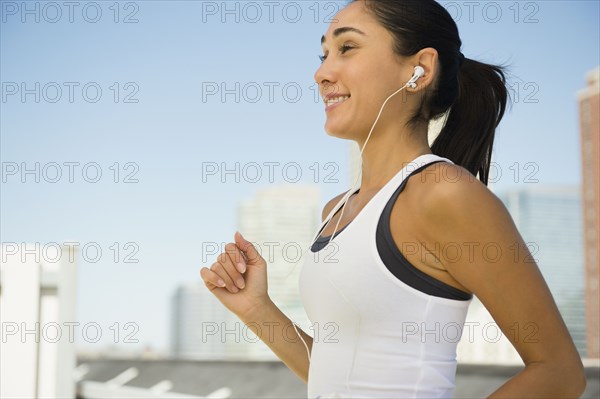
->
xmin=406 ymin=66 xmax=425 ymax=89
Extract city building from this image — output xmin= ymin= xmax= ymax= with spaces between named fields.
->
xmin=577 ymin=65 xmax=600 ymax=359
xmin=0 ymin=243 xmax=78 ymax=398
xmin=170 ymin=284 xmax=241 ymax=360
xmin=498 ymin=186 xmax=587 ymax=358
xmin=237 ymin=184 xmax=320 ymax=359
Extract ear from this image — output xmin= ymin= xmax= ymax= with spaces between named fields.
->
xmin=406 ymin=47 xmax=438 ymax=94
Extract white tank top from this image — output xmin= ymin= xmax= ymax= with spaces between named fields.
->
xmin=298 ymin=153 xmax=472 ymax=398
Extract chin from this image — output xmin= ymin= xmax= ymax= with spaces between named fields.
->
xmin=325 ymin=117 xmax=359 ymax=134
xmin=324 ymin=126 xmax=353 ymax=140
xmin=324 ymin=124 xmax=342 ymax=137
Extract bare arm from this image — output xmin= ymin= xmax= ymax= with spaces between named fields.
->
xmin=239 ymin=300 xmax=313 ymax=384
xmin=420 ymin=164 xmax=586 ymax=398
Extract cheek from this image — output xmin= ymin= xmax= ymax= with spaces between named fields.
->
xmin=353 ymin=89 xmax=382 ymax=119
xmin=350 ymin=68 xmax=390 ymax=103
xmin=365 ymin=78 xmax=403 ymax=113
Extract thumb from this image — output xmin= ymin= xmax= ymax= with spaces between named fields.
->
xmin=234 ymin=231 xmax=264 ymax=266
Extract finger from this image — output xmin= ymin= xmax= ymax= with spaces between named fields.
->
xmin=234 ymin=231 xmax=262 ymax=265
xmin=225 ymin=242 xmax=246 ymax=273
xmin=220 ymin=243 xmax=246 ymax=289
xmin=200 ymin=267 xmax=226 ymax=289
xmin=211 ymin=261 xmax=239 ymax=293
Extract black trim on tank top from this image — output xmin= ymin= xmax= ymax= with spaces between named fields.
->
xmin=310 ymin=209 xmax=354 ymax=252
xmin=311 ymin=160 xmax=473 ymax=301
xmin=376 ymin=161 xmax=472 ymax=300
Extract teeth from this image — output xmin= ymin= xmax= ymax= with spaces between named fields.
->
xmin=326 ymin=95 xmax=350 ymax=106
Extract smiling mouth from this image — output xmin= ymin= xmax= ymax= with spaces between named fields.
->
xmin=325 ymin=95 xmax=351 ymax=108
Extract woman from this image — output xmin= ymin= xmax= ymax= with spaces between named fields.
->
xmin=200 ymin=0 xmax=586 ymax=397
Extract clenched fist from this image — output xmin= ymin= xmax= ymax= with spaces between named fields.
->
xmin=200 ymin=231 xmax=271 ymax=321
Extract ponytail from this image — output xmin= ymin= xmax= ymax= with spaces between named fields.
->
xmin=431 ymin=58 xmax=510 ymax=186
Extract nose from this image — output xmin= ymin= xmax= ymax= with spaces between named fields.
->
xmin=314 ymin=61 xmax=338 ymax=99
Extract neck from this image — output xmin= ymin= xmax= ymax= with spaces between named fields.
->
xmin=353 ymin=124 xmax=432 ymax=194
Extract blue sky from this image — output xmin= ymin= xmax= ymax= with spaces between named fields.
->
xmin=1 ymin=0 xmax=599 ymax=351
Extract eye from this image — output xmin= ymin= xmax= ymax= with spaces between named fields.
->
xmin=318 ymin=44 xmax=355 ymax=63
xmin=339 ymin=44 xmax=355 ymax=54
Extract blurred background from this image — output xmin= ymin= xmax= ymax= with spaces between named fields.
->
xmin=1 ymin=0 xmax=598 ymax=397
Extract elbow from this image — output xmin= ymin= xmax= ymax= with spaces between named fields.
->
xmin=560 ymin=360 xmax=587 ymax=397
xmin=573 ymin=366 xmax=587 ymax=397
xmin=527 ymin=357 xmax=587 ymax=397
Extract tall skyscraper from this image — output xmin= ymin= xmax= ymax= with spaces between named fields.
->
xmin=238 ymin=184 xmax=321 ymax=359
xmin=577 ymin=65 xmax=600 ymax=359
xmin=170 ymin=283 xmax=244 ymax=359
xmin=498 ymin=186 xmax=587 ymax=357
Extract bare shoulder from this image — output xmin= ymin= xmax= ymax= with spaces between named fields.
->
xmin=322 ymin=191 xmax=349 ymax=222
xmin=412 ymin=161 xmax=519 ymax=272
xmin=415 ymin=162 xmax=504 ymax=217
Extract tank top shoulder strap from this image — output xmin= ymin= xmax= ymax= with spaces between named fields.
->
xmin=311 ymin=187 xmax=359 ymax=243
xmin=311 ymin=154 xmax=454 ymax=244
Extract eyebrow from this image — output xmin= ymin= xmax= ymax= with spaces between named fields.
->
xmin=321 ymin=27 xmax=366 ymax=45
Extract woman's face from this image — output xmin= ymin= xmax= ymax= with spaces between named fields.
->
xmin=314 ymin=1 xmax=410 ymax=139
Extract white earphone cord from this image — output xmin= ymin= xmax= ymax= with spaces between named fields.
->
xmin=277 ymin=66 xmax=423 ymax=395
